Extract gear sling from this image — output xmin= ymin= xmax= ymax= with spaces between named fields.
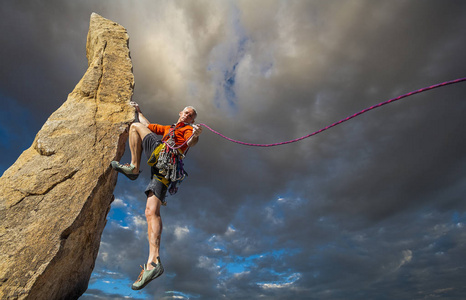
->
xmin=147 ymin=124 xmax=189 ymax=195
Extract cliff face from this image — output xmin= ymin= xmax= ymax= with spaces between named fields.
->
xmin=0 ymin=13 xmax=135 ymax=300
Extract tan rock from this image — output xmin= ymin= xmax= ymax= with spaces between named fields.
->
xmin=0 ymin=13 xmax=135 ymax=299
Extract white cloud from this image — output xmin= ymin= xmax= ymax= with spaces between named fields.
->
xmin=174 ymin=225 xmax=190 ymax=240
xmin=384 ymin=249 xmax=413 ymax=273
xmin=258 ymin=272 xmax=302 ymax=289
xmin=401 ymin=249 xmax=413 ymax=266
xmin=130 ymin=215 xmax=146 ymax=227
xmin=112 ymin=198 xmax=127 ymax=208
xmin=225 ymin=225 xmax=236 ymax=236
xmin=99 ymin=251 xmax=109 ymax=263
xmin=197 ymin=255 xmax=219 ymax=271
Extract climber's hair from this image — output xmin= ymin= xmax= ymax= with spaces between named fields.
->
xmin=184 ymin=106 xmax=198 ymax=120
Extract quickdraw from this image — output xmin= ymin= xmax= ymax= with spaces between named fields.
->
xmin=155 ymin=145 xmax=187 ymax=181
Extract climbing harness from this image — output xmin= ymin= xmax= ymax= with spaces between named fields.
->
xmin=147 ymin=123 xmax=190 ymax=195
xmin=185 ymin=77 xmax=465 ymax=147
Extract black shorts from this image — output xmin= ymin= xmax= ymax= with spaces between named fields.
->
xmin=142 ymin=133 xmax=168 ymax=201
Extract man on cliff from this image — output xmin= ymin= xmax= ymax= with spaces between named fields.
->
xmin=111 ymin=102 xmax=202 ymax=290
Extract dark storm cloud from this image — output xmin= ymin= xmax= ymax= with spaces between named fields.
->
xmin=0 ymin=1 xmax=89 ymax=112
xmin=2 ymin=1 xmax=466 ymax=299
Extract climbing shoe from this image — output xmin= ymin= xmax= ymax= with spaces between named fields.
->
xmin=131 ymin=257 xmax=164 ymax=290
xmin=110 ymin=161 xmax=139 ymax=180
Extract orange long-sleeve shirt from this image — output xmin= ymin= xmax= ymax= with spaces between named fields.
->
xmin=148 ymin=122 xmax=193 ymax=153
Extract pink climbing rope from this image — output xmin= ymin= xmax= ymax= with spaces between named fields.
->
xmin=167 ymin=77 xmax=466 ymax=149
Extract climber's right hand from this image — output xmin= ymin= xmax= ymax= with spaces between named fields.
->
xmin=130 ymin=101 xmax=141 ymax=113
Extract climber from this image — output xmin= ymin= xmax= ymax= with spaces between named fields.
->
xmin=111 ymin=101 xmax=202 ymax=290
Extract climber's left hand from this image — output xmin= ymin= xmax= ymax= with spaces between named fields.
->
xmin=192 ymin=124 xmax=203 ymax=137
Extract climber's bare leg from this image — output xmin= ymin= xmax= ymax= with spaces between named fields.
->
xmin=129 ymin=122 xmax=152 ymax=173
xmin=145 ymin=192 xmax=162 ymax=270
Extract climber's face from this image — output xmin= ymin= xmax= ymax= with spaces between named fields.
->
xmin=178 ymin=107 xmax=196 ymax=124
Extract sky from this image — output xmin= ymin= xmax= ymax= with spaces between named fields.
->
xmin=1 ymin=1 xmax=466 ymax=299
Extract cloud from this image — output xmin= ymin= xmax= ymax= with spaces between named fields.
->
xmin=173 ymin=225 xmax=190 ymax=240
